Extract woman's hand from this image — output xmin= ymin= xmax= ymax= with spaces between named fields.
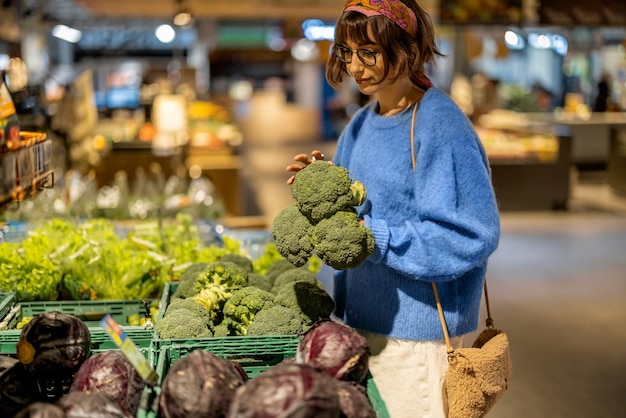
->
xmin=286 ymin=150 xmax=327 ymax=185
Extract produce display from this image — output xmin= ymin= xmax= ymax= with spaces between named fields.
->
xmin=155 ymin=258 xmax=332 ymax=340
xmin=0 ymin=194 xmax=388 ymax=417
xmin=272 ymin=161 xmax=375 ymax=270
xmin=0 ymin=214 xmax=254 ymax=302
xmin=475 ymin=126 xmax=559 ymax=163
xmin=0 ymin=308 xmax=386 ymax=417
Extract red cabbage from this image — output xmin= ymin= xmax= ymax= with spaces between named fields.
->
xmin=16 ymin=312 xmax=91 ymax=381
xmin=159 ymin=350 xmax=246 ymax=418
xmin=70 ymin=350 xmax=145 ymax=416
xmin=0 ymin=363 xmax=41 ymax=417
xmin=335 ymin=380 xmax=376 ymax=418
xmin=14 ymin=402 xmax=65 ymax=418
xmin=296 ymin=320 xmax=370 ymax=383
xmin=57 ymin=390 xmax=132 ymax=418
xmin=227 ymin=362 xmax=341 ymax=418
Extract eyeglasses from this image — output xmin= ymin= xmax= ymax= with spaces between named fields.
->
xmin=334 ymin=45 xmax=379 ymax=67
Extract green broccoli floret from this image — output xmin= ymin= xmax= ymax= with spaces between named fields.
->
xmin=166 ymin=297 xmax=212 ymax=321
xmin=213 ymin=317 xmax=245 ymax=337
xmin=173 ymin=262 xmax=209 ymax=298
xmin=290 ymin=161 xmax=367 ymax=223
xmin=271 ymin=203 xmax=315 ymax=268
xmin=265 ymin=258 xmax=298 ymax=285
xmin=221 ymin=286 xmax=276 ymax=335
xmin=190 ymin=261 xmax=249 ymax=319
xmin=313 ymin=209 xmax=375 ymax=270
xmin=219 ymin=253 xmax=254 ymax=273
xmin=155 ymin=309 xmax=213 ymax=339
xmin=275 ymin=281 xmax=335 ymax=325
xmin=247 ymin=272 xmax=273 ymax=292
xmin=271 ymin=268 xmax=322 ymax=294
xmin=246 ymin=305 xmax=309 ymax=336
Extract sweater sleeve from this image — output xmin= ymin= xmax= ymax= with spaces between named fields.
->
xmin=365 ymin=98 xmax=500 ymax=282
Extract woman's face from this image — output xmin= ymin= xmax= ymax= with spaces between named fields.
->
xmin=339 ymin=27 xmax=398 ymax=96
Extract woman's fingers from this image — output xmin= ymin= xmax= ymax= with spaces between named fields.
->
xmin=311 ymin=150 xmax=325 ymax=161
xmin=285 ymin=150 xmax=327 ymax=184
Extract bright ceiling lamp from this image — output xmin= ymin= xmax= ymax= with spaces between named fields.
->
xmin=173 ymin=0 xmax=193 ymax=27
xmin=155 ymin=24 xmax=176 ymax=43
xmin=52 ymin=24 xmax=82 ymax=43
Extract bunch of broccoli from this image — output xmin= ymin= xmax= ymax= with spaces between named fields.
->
xmin=156 ymin=260 xmax=334 ymax=339
xmin=272 ymin=161 xmax=375 ymax=270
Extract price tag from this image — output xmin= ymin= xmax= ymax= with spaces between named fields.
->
xmin=100 ymin=314 xmax=158 ymax=386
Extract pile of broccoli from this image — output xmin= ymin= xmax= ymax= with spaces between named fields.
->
xmin=272 ymin=161 xmax=375 ymax=270
xmin=155 ymin=259 xmax=334 ymax=339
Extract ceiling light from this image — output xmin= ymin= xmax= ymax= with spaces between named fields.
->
xmin=173 ymin=11 xmax=192 ymax=27
xmin=52 ymin=24 xmax=82 ymax=43
xmin=155 ymin=24 xmax=176 ymax=44
xmin=173 ymin=0 xmax=193 ymax=27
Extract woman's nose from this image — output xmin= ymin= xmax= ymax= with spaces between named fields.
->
xmin=348 ymin=56 xmax=364 ymax=73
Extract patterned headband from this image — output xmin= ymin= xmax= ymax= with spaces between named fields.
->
xmin=344 ymin=0 xmax=418 ymax=36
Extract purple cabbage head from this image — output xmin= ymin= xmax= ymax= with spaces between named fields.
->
xmin=70 ymin=350 xmax=145 ymax=416
xmin=14 ymin=402 xmax=65 ymax=418
xmin=227 ymin=362 xmax=341 ymax=418
xmin=336 ymin=380 xmax=376 ymax=418
xmin=296 ymin=320 xmax=370 ymax=383
xmin=159 ymin=350 xmax=246 ymax=418
xmin=58 ymin=390 xmax=132 ymax=418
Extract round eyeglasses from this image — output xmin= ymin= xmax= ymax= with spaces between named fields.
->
xmin=334 ymin=45 xmax=379 ymax=67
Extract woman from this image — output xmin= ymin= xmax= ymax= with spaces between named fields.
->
xmin=287 ymin=1 xmax=500 ymax=416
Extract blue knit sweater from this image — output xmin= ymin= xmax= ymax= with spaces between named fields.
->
xmin=332 ymin=87 xmax=500 ymax=341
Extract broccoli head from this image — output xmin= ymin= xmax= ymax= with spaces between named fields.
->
xmin=155 ymin=308 xmax=213 ymax=339
xmin=166 ymin=297 xmax=212 ymax=320
xmin=247 ymin=272 xmax=273 ymax=292
xmin=246 ymin=305 xmax=309 ymax=336
xmin=221 ymin=286 xmax=276 ymax=335
xmin=265 ymin=258 xmax=298 ymax=285
xmin=313 ymin=209 xmax=375 ymax=270
xmin=271 ymin=203 xmax=315 ymax=268
xmin=172 ymin=262 xmax=209 ymax=299
xmin=189 ymin=261 xmax=249 ymax=319
xmin=290 ymin=161 xmax=367 ymax=223
xmin=275 ymin=281 xmax=335 ymax=325
xmin=219 ymin=253 xmax=254 ymax=273
xmin=271 ymin=268 xmax=322 ymax=294
xmin=213 ymin=316 xmax=245 ymax=337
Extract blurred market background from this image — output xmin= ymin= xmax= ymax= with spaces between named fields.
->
xmin=0 ymin=0 xmax=625 ymax=417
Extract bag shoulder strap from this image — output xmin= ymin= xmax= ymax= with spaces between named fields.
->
xmin=408 ymin=102 xmax=495 ymax=354
xmin=432 ymin=282 xmax=494 ymax=354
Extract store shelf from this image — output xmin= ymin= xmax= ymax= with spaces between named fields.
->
xmin=476 ymin=123 xmax=573 ymax=211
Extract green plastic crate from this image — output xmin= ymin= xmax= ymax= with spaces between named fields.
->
xmin=137 ymin=338 xmax=298 ymax=418
xmin=0 ymin=298 xmax=158 ymax=330
xmin=0 ymin=298 xmax=156 ymax=355
xmin=0 ymin=326 xmax=155 ymax=355
xmin=0 ymin=292 xmax=16 ymax=321
xmin=136 ymin=342 xmax=389 ymax=418
xmin=155 ymin=337 xmax=299 ymax=382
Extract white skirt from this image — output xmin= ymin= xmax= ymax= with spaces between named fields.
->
xmin=362 ymin=331 xmax=464 ymax=418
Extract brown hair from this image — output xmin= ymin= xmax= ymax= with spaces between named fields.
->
xmin=326 ymin=0 xmax=443 ymax=89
